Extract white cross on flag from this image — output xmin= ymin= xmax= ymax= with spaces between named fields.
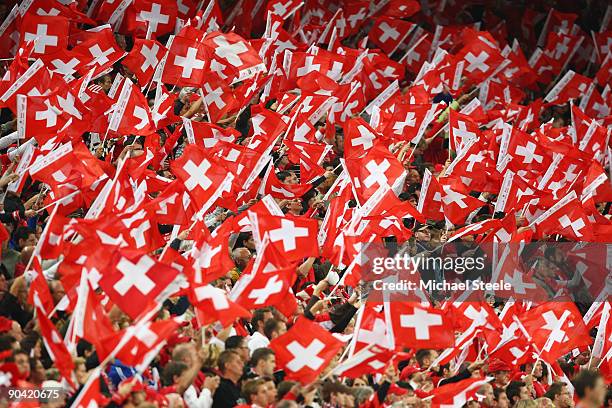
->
xmin=190 ymin=284 xmax=252 ymax=327
xmin=201 ymin=74 xmax=240 ymax=123
xmin=203 ymin=32 xmax=266 ymax=83
xmin=122 ymin=38 xmax=167 ymax=86
xmin=255 ymin=214 xmax=319 ymax=261
xmin=380 ymin=103 xmax=432 ymax=142
xmin=111 ymin=317 xmax=182 ymax=367
xmin=231 ymin=253 xmax=297 ymax=313
xmin=534 ymin=192 xmax=594 ymax=241
xmin=20 ymin=15 xmax=69 ymax=56
xmin=270 ymin=317 xmax=343 ymax=383
xmin=519 ymin=301 xmax=590 ymax=363
xmin=344 ymin=145 xmax=406 ymax=205
xmin=332 ymin=345 xmax=394 ymax=378
xmin=449 ymin=110 xmax=480 ymax=153
xmin=369 ymin=16 xmax=415 ymax=55
xmin=456 ymin=33 xmax=504 ymax=81
xmin=171 ymin=144 xmax=235 ymax=210
xmin=18 ymin=93 xmax=67 ymax=140
xmin=352 ymin=302 xmax=391 ymax=353
xmin=389 ymin=302 xmax=455 ymax=349
xmin=99 ymin=250 xmax=177 ymax=319
xmin=72 ymin=27 xmax=127 ymax=77
xmin=163 ymin=36 xmax=208 ymax=87
xmin=506 ymin=127 xmax=549 ymax=171
xmin=125 ymin=0 xmax=178 ymax=38
xmin=110 ymin=78 xmax=155 ymax=136
xmin=343 ymin=117 xmax=379 ymax=158
xmin=432 ymin=377 xmax=494 ymax=408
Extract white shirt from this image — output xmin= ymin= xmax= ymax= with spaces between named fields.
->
xmin=247 ymin=331 xmax=270 ymax=355
xmin=183 ymin=385 xmax=213 ymax=408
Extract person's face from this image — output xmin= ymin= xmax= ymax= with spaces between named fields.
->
xmin=237 ymin=248 xmax=252 ymax=264
xmin=496 ymin=391 xmax=510 ymax=408
xmin=287 ymin=199 xmax=302 ymax=213
xmin=101 ymin=75 xmax=112 ymax=91
xmin=495 ymin=370 xmax=509 ymax=385
xmin=264 ymin=380 xmax=277 ymax=403
xmin=20 ymin=233 xmax=37 ymax=248
xmin=227 ymin=354 xmax=245 ymax=377
xmin=75 ymin=363 xmax=87 ymax=385
xmin=263 ymin=311 xmax=274 ymax=323
xmin=275 ymin=322 xmax=287 ymax=337
xmin=533 ymin=361 xmax=543 ymax=377
xmin=31 ymin=359 xmax=45 ymax=382
xmin=283 ymin=172 xmax=298 ymax=185
xmin=353 ymin=378 xmax=367 ymax=387
xmin=131 ymin=391 xmax=146 ymax=405
xmin=245 ymin=236 xmax=255 ymax=250
xmin=178 ymin=343 xmax=196 ymax=366
xmin=519 ymin=386 xmax=530 ymax=400
xmin=586 ymin=377 xmax=607 ymax=406
xmin=15 ymin=353 xmax=29 ymax=376
xmin=236 ymin=340 xmax=249 ymax=362
xmin=50 ymin=281 xmax=65 ymax=304
xmin=252 ymin=384 xmax=269 ymax=406
xmin=407 ymin=169 xmax=421 ymax=184
xmin=480 ymin=384 xmax=494 ymax=406
xmin=415 ymin=228 xmax=431 ymax=241
xmin=557 ymin=385 xmax=572 ymax=408
xmin=262 ymin=354 xmax=276 ymax=376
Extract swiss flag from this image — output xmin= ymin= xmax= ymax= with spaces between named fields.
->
xmin=352 ymin=302 xmax=391 ymax=353
xmin=171 ymin=144 xmax=234 ymax=210
xmin=432 ymin=377 xmax=493 ymax=407
xmin=73 ymin=27 xmax=127 ymax=77
xmin=110 ymin=78 xmax=155 ymax=136
xmin=20 ymin=14 xmax=69 ymax=57
xmin=344 ymin=145 xmax=406 ymax=205
xmin=456 ymin=34 xmax=505 ymax=82
xmin=255 ymin=214 xmax=319 ymax=261
xmin=448 ymin=110 xmax=480 ymax=153
xmin=200 ymin=73 xmax=239 ymax=123
xmin=379 ymin=103 xmax=434 ymax=143
xmin=519 ymin=301 xmax=591 ymax=363
xmin=534 ymin=191 xmax=594 ymax=241
xmin=36 ymin=304 xmax=75 ymax=386
xmin=369 ymin=17 xmax=414 ymax=55
xmin=122 ymin=38 xmax=167 ymax=86
xmin=544 ymin=70 xmax=592 ymax=105
xmin=111 ymin=317 xmax=182 ymax=368
xmin=332 ymin=345 xmax=394 ymax=378
xmin=270 ymin=317 xmax=343 ymax=383
xmin=203 ymin=31 xmax=265 ymax=83
xmin=163 ymin=36 xmax=208 ymax=87
xmin=99 ymin=250 xmax=178 ymax=320
xmin=18 ymin=93 xmax=67 ymax=140
xmin=191 ymin=285 xmax=251 ymax=327
xmin=124 ymin=0 xmax=178 ymax=38
xmin=388 ymin=302 xmax=455 ymax=349
xmin=506 ymin=127 xmax=550 ymax=172
xmin=343 ymin=117 xmax=379 ymax=158
xmin=231 ymin=262 xmax=296 ymax=312
xmin=438 ymin=181 xmax=486 ymax=226
xmin=191 ymin=220 xmax=235 ymax=284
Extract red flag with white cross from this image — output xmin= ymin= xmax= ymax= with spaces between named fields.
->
xmin=99 ymin=250 xmax=177 ymax=319
xmin=270 ymin=317 xmax=343 ymax=384
xmin=388 ymin=302 xmax=455 ymax=349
